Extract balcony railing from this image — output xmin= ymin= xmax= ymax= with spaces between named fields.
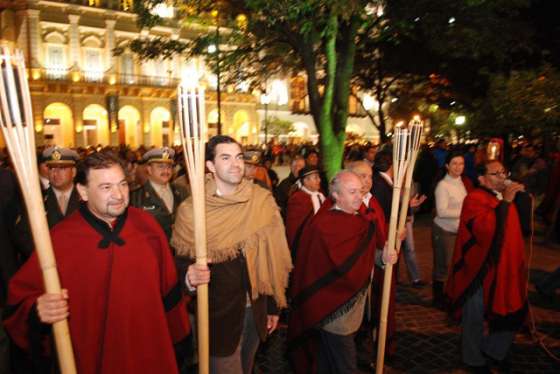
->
xmin=33 ymin=68 xmax=180 ymax=88
xmin=48 ymin=0 xmax=133 ymax=12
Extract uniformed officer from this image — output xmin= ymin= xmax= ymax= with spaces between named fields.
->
xmin=130 ymin=147 xmax=188 ymax=241
xmin=42 ymin=146 xmax=81 ymax=228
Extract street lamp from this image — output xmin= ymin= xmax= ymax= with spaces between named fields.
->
xmin=210 ymin=10 xmax=222 ymax=135
xmin=261 ymin=93 xmax=271 ymax=144
xmin=455 ymin=115 xmax=466 ymax=126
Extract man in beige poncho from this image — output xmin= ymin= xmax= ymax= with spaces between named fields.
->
xmin=172 ymin=135 xmax=292 ymax=374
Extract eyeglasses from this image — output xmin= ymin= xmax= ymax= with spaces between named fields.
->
xmin=487 ymin=170 xmax=510 ymax=177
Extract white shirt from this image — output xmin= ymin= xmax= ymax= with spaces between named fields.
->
xmin=150 ymin=180 xmax=174 ymax=212
xmin=434 ymin=174 xmax=467 ymax=233
xmin=363 ymin=192 xmax=372 ymax=207
xmin=52 ymin=186 xmax=72 ymax=215
xmin=300 ymin=186 xmax=325 ymax=214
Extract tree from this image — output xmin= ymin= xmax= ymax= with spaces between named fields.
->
xmin=130 ymin=0 xmax=389 ymax=180
xmin=128 ymin=0 xmax=541 ymax=178
xmin=468 ymin=64 xmax=560 ymax=137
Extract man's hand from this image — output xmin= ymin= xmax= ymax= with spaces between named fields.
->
xmin=36 ymin=289 xmax=69 ymax=324
xmin=267 ymin=314 xmax=279 ymax=335
xmin=409 ymin=194 xmax=427 ymax=208
xmin=503 ymin=182 xmax=524 ymax=203
xmin=382 ymin=244 xmax=398 ymax=266
xmin=186 ymin=263 xmax=211 ymax=288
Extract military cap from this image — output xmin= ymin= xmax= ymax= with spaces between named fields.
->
xmin=43 ymin=146 xmax=79 ymax=166
xmin=142 ymin=147 xmax=175 ymax=164
xmin=243 ymin=150 xmax=262 ymax=165
xmin=298 ymin=165 xmax=320 ymax=180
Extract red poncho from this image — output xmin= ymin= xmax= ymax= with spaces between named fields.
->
xmin=285 ymin=190 xmax=314 ymax=251
xmin=288 ymin=199 xmax=383 ymax=373
xmin=3 ymin=206 xmax=190 ymax=374
xmin=446 ymin=188 xmax=527 ymax=323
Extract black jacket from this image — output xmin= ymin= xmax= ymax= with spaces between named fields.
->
xmin=130 ymin=181 xmax=189 ymax=241
xmin=43 ymin=186 xmax=81 ymax=229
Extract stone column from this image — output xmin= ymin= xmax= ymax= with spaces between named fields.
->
xmin=105 ymin=19 xmax=116 ymax=73
xmin=27 ymin=9 xmax=41 ymax=68
xmin=68 ymin=14 xmax=80 ymax=70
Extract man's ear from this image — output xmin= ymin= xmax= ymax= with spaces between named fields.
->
xmin=331 ymin=191 xmax=339 ymax=203
xmin=206 ymin=160 xmax=216 ymax=173
xmin=76 ymin=183 xmax=88 ymax=201
xmin=477 ymin=175 xmax=485 ymax=187
xmin=71 ymin=167 xmax=77 ymax=179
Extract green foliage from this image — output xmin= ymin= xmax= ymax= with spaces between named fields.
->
xmin=263 ymin=116 xmax=294 ymax=136
xmin=469 ymin=64 xmax=560 ymax=136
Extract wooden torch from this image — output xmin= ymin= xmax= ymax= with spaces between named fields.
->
xmin=394 ymin=117 xmax=424 ymax=255
xmin=177 ymin=83 xmax=209 ymax=374
xmin=375 ymin=126 xmax=411 ymax=374
xmin=0 ymin=48 xmax=77 ymax=373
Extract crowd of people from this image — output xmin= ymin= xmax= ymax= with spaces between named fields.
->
xmin=0 ymin=133 xmax=559 ymax=374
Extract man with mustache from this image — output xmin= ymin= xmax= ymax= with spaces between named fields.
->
xmin=131 ymin=147 xmax=188 ymax=241
xmin=3 ymin=152 xmax=191 ymax=374
xmin=42 ymin=146 xmax=81 ymax=228
xmin=173 ymin=135 xmax=292 ymax=374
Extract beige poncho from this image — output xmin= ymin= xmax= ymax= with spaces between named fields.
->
xmin=171 ymin=176 xmax=293 ymax=308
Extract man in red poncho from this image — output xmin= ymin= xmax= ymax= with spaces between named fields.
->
xmin=3 ymin=152 xmax=191 ymax=374
xmin=285 ymin=166 xmax=325 ymax=257
xmin=288 ymin=170 xmax=396 ymax=373
xmin=446 ymin=160 xmax=528 ymax=372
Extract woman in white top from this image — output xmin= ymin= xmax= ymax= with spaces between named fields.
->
xmin=432 ymin=151 xmax=473 ymax=308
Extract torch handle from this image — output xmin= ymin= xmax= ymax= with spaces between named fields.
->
xmin=395 ymin=151 xmax=420 ymax=254
xmin=375 ymin=185 xmax=402 ymax=374
xmin=21 ymin=176 xmax=77 ymax=374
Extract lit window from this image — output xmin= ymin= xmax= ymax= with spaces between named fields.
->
xmin=83 ymin=49 xmax=103 ymax=82
xmin=270 ymin=79 xmax=289 ymax=106
xmin=152 ymin=3 xmax=175 ymax=18
xmin=120 ymin=0 xmax=133 ymax=11
xmin=46 ymin=45 xmax=66 ymax=79
xmin=88 ymin=0 xmax=100 ymax=6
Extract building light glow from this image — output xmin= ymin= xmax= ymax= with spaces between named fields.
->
xmin=270 ymin=79 xmax=289 ymax=106
xmin=152 ymin=3 xmax=175 ymax=18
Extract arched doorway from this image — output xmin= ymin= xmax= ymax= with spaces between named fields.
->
xmin=118 ymin=105 xmax=141 ymax=148
xmin=150 ymin=107 xmax=171 ymax=147
xmin=43 ymin=103 xmax=74 ymax=146
xmin=289 ymin=122 xmax=310 ymax=143
xmin=232 ymin=110 xmax=252 ymax=145
xmin=82 ymin=104 xmax=109 ymax=146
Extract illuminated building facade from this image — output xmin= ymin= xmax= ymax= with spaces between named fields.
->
xmin=0 ymin=0 xmax=260 ymax=147
xmin=0 ymin=0 xmax=382 ymax=148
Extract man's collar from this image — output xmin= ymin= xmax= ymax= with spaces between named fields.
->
xmin=379 ymin=171 xmax=393 ymax=186
xmin=79 ymin=203 xmax=128 ymax=249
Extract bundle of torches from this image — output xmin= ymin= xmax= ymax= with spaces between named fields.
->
xmin=1 ymin=46 xmax=424 ymax=374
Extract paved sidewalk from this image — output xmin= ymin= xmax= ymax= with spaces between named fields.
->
xmin=255 ymin=213 xmax=560 ymax=373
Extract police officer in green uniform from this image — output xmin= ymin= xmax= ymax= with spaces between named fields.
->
xmin=130 ymin=147 xmax=189 ymax=241
xmin=42 ymin=146 xmax=81 ymax=228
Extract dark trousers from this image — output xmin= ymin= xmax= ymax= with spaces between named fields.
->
xmin=317 ymin=330 xmax=356 ymax=374
xmin=461 ymin=287 xmax=516 ymax=366
xmin=210 ymin=308 xmax=260 ymax=374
